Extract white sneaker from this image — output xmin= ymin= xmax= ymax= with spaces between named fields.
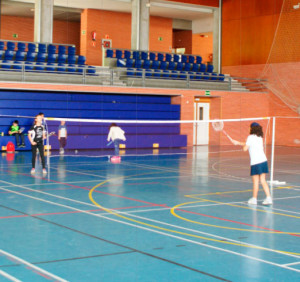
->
xmin=30 ymin=168 xmax=35 ymax=174
xmin=59 ymin=148 xmax=64 ymax=155
xmin=42 ymin=169 xmax=47 ymax=174
xmin=262 ymin=197 xmax=273 ymax=205
xmin=248 ymin=197 xmax=257 ymax=205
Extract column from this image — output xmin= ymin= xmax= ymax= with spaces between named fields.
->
xmin=34 ymin=0 xmax=54 ymax=43
xmin=213 ymin=8 xmax=220 ymax=73
xmin=131 ymin=0 xmax=150 ymax=50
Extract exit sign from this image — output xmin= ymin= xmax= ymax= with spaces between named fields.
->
xmin=158 ymin=37 xmax=163 ymax=41
xmin=13 ymin=34 xmax=18 ymax=38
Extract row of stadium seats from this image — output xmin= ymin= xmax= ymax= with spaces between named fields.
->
xmin=107 ymin=49 xmax=202 ymax=64
xmin=126 ymin=68 xmax=225 ymax=81
xmin=117 ymin=58 xmax=214 ymax=72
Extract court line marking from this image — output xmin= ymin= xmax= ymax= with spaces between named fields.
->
xmin=0 ymin=270 xmax=22 ymax=282
xmin=283 ymin=261 xmax=300 ymax=267
xmin=1 ymin=179 xmax=300 ymax=266
xmin=0 ymin=249 xmax=67 ymax=282
xmin=1 ymin=184 xmax=300 ymax=274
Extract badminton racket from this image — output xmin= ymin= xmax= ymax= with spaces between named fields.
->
xmin=19 ymin=127 xmax=25 ymax=133
xmin=212 ymin=120 xmax=234 ymax=143
xmin=107 ymin=141 xmax=113 ymax=146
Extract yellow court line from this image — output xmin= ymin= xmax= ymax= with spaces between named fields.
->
xmin=171 ymin=200 xmax=300 ymax=234
xmin=88 ymin=174 xmax=300 ymax=256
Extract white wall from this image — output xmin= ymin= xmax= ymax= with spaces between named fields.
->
xmin=192 ymin=15 xmax=213 ymax=34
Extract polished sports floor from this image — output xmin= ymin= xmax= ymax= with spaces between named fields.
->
xmin=0 ymin=146 xmax=299 ymax=281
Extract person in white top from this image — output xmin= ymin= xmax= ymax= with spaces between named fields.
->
xmin=107 ymin=123 xmax=126 ymax=156
xmin=58 ymin=120 xmax=67 ymax=154
xmin=232 ymin=122 xmax=272 ymax=205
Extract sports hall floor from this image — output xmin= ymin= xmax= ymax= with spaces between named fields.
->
xmin=0 ymin=145 xmax=299 ymax=281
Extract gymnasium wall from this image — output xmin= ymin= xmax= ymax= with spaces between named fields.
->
xmin=192 ymin=32 xmax=213 ymax=63
xmin=173 ymin=30 xmax=192 ymax=55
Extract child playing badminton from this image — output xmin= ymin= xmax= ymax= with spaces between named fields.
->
xmin=107 ymin=123 xmax=126 ymax=156
xmin=28 ymin=115 xmax=47 ymax=174
xmin=232 ymin=122 xmax=272 ymax=205
xmin=58 ymin=120 xmax=67 ymax=154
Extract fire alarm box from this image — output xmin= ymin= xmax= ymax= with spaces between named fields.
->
xmin=102 ymin=39 xmax=112 ymax=48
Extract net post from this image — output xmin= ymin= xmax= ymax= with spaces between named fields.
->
xmin=270 ymin=116 xmax=276 ymax=195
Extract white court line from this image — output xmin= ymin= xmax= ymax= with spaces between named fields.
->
xmin=0 ymin=180 xmax=300 ymax=267
xmin=0 ymin=270 xmax=22 ymax=282
xmin=0 ymin=249 xmax=67 ymax=282
xmin=283 ymin=261 xmax=300 ymax=267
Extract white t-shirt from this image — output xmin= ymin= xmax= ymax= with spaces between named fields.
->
xmin=246 ymin=134 xmax=267 ymax=165
xmin=107 ymin=126 xmax=126 ymax=142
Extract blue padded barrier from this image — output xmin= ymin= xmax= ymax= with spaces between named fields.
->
xmin=57 ymin=63 xmax=66 ymax=72
xmin=25 ymin=62 xmax=34 ymax=71
xmin=181 ymin=55 xmax=187 ymax=63
xmin=166 ymin=53 xmax=172 ymax=62
xmin=184 ymin=63 xmax=191 ymax=71
xmin=35 ymin=62 xmax=45 ymax=71
xmin=36 ymin=52 xmax=46 ymax=62
xmin=7 ymin=42 xmax=15 ymax=51
xmin=47 ymin=53 xmax=57 ymax=63
xmin=26 ymin=52 xmax=37 ymax=62
xmin=173 ymin=54 xmax=180 ymax=62
xmin=68 ymin=46 xmax=76 ymax=55
xmin=4 ymin=50 xmax=15 ymax=61
xmin=135 ymin=59 xmax=143 ymax=68
xmin=124 ymin=50 xmax=131 ymax=59
xmin=199 ymin=64 xmax=206 ymax=72
xmin=58 ymin=45 xmax=66 ymax=55
xmin=196 ymin=56 xmax=202 ymax=64
xmin=149 ymin=52 xmax=156 ymax=61
xmin=162 ymin=70 xmax=170 ymax=78
xmin=46 ymin=63 xmax=55 ymax=72
xmin=0 ymin=41 xmax=5 ymax=50
xmin=47 ymin=44 xmax=56 ymax=54
xmin=77 ymin=55 xmax=86 ymax=65
xmin=188 ymin=56 xmax=195 ymax=63
xmin=17 ymin=43 xmax=26 ymax=52
xmin=176 ymin=62 xmax=183 ymax=71
xmin=141 ymin=52 xmax=148 ymax=60
xmin=219 ymin=73 xmax=225 ymax=81
xmin=157 ymin=53 xmax=164 ymax=61
xmin=116 ymin=50 xmax=123 ymax=59
xmin=126 ymin=68 xmax=135 ymax=76
xmin=192 ymin=63 xmax=199 ymax=72
xmin=168 ymin=61 xmax=175 ymax=70
xmin=143 ymin=60 xmax=151 ymax=69
xmin=207 ymin=64 xmax=214 ymax=73
xmin=38 ymin=44 xmax=46 ymax=53
xmin=160 ymin=61 xmax=167 ymax=70
xmin=87 ymin=66 xmax=96 ymax=74
xmin=126 ymin=59 xmax=134 ymax=68
xmin=28 ymin=43 xmax=36 ymax=52
xmin=58 ymin=54 xmax=67 ymax=64
xmin=106 ymin=49 xmax=113 ymax=58
xmin=67 ymin=55 xmax=76 ymax=64
xmin=15 ymin=51 xmax=25 ymax=61
xmin=152 ymin=60 xmax=160 ymax=70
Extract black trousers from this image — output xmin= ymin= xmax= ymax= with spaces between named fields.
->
xmin=32 ymin=142 xmax=45 ymax=169
xmin=14 ymin=133 xmax=25 ymax=146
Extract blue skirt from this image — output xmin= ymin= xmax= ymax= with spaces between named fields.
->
xmin=250 ymin=161 xmax=269 ymax=176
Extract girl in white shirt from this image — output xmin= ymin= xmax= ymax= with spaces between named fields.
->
xmin=107 ymin=123 xmax=126 ymax=156
xmin=233 ymin=122 xmax=272 ymax=205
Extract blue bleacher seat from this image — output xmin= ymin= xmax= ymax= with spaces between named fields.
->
xmin=17 ymin=43 xmax=26 ymax=52
xmin=46 ymin=63 xmax=55 ymax=72
xmin=36 ymin=52 xmax=46 ymax=62
xmin=35 ymin=62 xmax=45 ymax=71
xmin=153 ymin=69 xmax=161 ymax=78
xmin=181 ymin=55 xmax=187 ymax=63
xmin=184 ymin=63 xmax=191 ymax=71
xmin=173 ymin=54 xmax=180 ymax=62
xmin=136 ymin=68 xmax=143 ymax=77
xmin=149 ymin=52 xmax=156 ymax=61
xmin=57 ymin=63 xmax=66 ymax=72
xmin=162 ymin=70 xmax=170 ymax=78
xmin=196 ymin=56 xmax=202 ymax=64
xmin=117 ymin=59 xmax=126 ymax=67
xmin=219 ymin=73 xmax=225 ymax=81
xmin=188 ymin=71 xmax=195 ymax=80
xmin=152 ymin=60 xmax=160 ymax=70
xmin=1 ymin=60 xmax=12 ymax=69
xmin=143 ymin=60 xmax=151 ymax=69
xmin=168 ymin=61 xmax=175 ymax=70
xmin=135 ymin=59 xmax=142 ymax=68
xmin=141 ymin=52 xmax=148 ymax=60
xmin=207 ymin=64 xmax=214 ymax=73
xmin=58 ymin=45 xmax=66 ymax=55
xmin=7 ymin=42 xmax=15 ymax=51
xmin=77 ymin=56 xmax=86 ymax=65
xmin=125 ymin=59 xmax=134 ymax=68
xmin=203 ymin=72 xmax=210 ymax=80
xmin=28 ymin=43 xmax=36 ymax=52
xmin=58 ymin=54 xmax=67 ymax=64
xmin=12 ymin=61 xmax=22 ymax=71
xmin=47 ymin=45 xmax=56 ymax=54
xmin=15 ymin=51 xmax=25 ymax=61
xmin=176 ymin=62 xmax=183 ymax=71
xmin=68 ymin=46 xmax=76 ymax=55
xmin=166 ymin=53 xmax=172 ymax=62
xmin=106 ymin=49 xmax=113 ymax=58
xmin=4 ymin=50 xmax=15 ymax=61
xmin=179 ymin=71 xmax=187 ymax=79
xmin=188 ymin=56 xmax=195 ymax=63
xmin=38 ymin=44 xmax=46 ymax=53
xmin=124 ymin=50 xmax=131 ymax=59
xmin=192 ymin=63 xmax=200 ymax=72
xmin=145 ymin=69 xmax=152 ymax=77
xmin=0 ymin=41 xmax=5 ymax=50
xmin=199 ymin=64 xmax=206 ymax=72
xmin=67 ymin=55 xmax=76 ymax=64
xmin=127 ymin=68 xmax=134 ymax=76
xmin=132 ymin=51 xmax=140 ymax=60
xmin=25 ymin=62 xmax=34 ymax=71
xmin=87 ymin=66 xmax=96 ymax=74
xmin=26 ymin=52 xmax=37 ymax=62
xmin=171 ymin=70 xmax=178 ymax=79
xmin=77 ymin=65 xmax=85 ymax=73
xmin=160 ymin=61 xmax=167 ymax=70
xmin=195 ymin=72 xmax=202 ymax=80
xmin=210 ymin=73 xmax=218 ymax=80
xmin=67 ymin=64 xmax=76 ymax=72
xmin=0 ymin=50 xmax=4 ymax=60
xmin=116 ymin=49 xmax=123 ymax=59
xmin=47 ymin=53 xmax=57 ymax=63
xmin=157 ymin=53 xmax=164 ymax=61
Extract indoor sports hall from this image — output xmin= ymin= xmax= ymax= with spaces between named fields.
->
xmin=0 ymin=0 xmax=299 ymax=281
